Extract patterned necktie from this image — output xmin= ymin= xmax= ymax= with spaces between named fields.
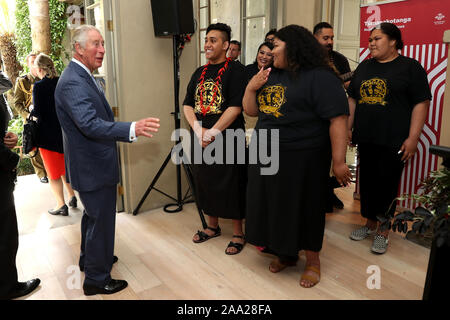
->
xmin=92 ymin=76 xmax=105 ymax=94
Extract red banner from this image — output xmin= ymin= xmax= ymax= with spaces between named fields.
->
xmin=359 ymin=0 xmax=450 ymax=208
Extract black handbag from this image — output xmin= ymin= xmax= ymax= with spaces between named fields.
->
xmin=22 ymin=116 xmax=39 ymax=156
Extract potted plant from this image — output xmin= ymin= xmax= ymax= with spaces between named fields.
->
xmin=377 ymin=168 xmax=449 ymax=246
xmin=377 ymin=145 xmax=450 ymax=300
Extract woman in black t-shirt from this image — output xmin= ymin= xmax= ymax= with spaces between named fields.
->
xmin=245 ymin=42 xmax=274 ymax=81
xmin=347 ymin=23 xmax=431 ymax=254
xmin=243 ymin=25 xmax=352 ymax=288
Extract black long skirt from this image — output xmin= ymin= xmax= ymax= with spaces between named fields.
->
xmin=358 ymin=142 xmax=405 ymax=221
xmin=245 ymin=146 xmax=331 ymax=256
xmin=189 ymin=131 xmax=247 ymax=220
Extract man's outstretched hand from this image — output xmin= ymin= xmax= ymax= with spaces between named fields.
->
xmin=135 ymin=117 xmax=160 ymax=138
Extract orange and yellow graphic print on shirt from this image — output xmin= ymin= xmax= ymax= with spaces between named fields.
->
xmin=194 ymin=79 xmax=224 ymax=115
xmin=359 ymin=77 xmax=388 ymax=106
xmin=257 ymin=84 xmax=287 ymax=118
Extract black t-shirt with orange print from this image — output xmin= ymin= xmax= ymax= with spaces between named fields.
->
xmin=183 ymin=59 xmax=246 ymax=130
xmin=347 ymin=55 xmax=432 ymax=149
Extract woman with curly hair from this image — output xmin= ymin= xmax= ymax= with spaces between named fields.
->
xmin=243 ymin=25 xmax=352 ymax=288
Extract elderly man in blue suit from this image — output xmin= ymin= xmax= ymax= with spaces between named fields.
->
xmin=55 ymin=25 xmax=160 ymax=296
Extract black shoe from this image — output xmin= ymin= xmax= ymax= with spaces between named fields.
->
xmin=48 ymin=204 xmax=69 ymax=216
xmin=83 ymin=279 xmax=128 ymax=296
xmin=68 ymin=196 xmax=77 ymax=208
xmin=5 ymin=279 xmax=41 ymax=299
xmin=40 ymin=177 xmax=48 ymax=183
xmin=79 ymin=255 xmax=118 ymax=272
xmin=331 ymin=192 xmax=344 ymax=209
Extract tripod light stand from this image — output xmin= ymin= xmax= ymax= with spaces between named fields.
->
xmin=132 ymin=35 xmax=207 ymax=230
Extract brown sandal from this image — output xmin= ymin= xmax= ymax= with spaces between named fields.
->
xmin=269 ymin=258 xmax=297 ymax=273
xmin=300 ymin=265 xmax=320 ymax=288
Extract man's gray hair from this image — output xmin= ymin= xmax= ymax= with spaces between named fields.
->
xmin=72 ymin=25 xmax=102 ymax=53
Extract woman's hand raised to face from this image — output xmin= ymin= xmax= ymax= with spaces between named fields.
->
xmin=247 ymin=67 xmax=271 ymax=92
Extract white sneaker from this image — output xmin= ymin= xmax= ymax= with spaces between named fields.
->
xmin=349 ymin=226 xmax=376 ymax=241
xmin=371 ymin=234 xmax=389 ymax=254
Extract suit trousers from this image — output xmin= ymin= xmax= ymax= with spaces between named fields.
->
xmin=358 ymin=143 xmax=405 ymax=222
xmin=78 ymin=185 xmax=117 ymax=287
xmin=0 ymin=190 xmax=19 ymax=298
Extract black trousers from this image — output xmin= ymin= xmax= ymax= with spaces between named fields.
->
xmin=0 ymin=186 xmax=19 ymax=298
xmin=358 ymin=143 xmax=405 ymax=221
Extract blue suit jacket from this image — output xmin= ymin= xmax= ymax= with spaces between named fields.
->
xmin=55 ymin=61 xmax=131 ymax=192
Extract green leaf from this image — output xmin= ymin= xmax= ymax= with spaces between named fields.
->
xmin=415 ymin=206 xmax=433 ymax=218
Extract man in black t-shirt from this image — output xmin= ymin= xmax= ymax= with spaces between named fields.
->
xmin=183 ymin=23 xmax=247 ymax=256
xmin=314 ymin=22 xmax=352 ymax=89
xmin=227 ymin=40 xmax=242 ymax=63
xmin=314 ymin=22 xmax=352 ymax=212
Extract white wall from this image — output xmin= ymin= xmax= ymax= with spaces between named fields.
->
xmin=113 ymin=0 xmax=197 ymax=213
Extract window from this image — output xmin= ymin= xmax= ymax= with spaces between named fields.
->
xmin=198 ymin=0 xmax=276 ymax=66
xmin=198 ymin=0 xmax=210 ymax=66
xmin=360 ymin=0 xmax=407 ymax=6
xmin=84 ymin=0 xmax=106 ymax=78
xmin=241 ymin=0 xmax=275 ymax=65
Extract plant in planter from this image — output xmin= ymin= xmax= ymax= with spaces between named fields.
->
xmin=8 ymin=116 xmax=34 ymax=176
xmin=377 ymin=167 xmax=450 ymax=248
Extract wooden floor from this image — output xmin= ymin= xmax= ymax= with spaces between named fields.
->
xmin=14 ymin=185 xmax=430 ymax=300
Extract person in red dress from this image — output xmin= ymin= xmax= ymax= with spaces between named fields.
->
xmin=32 ymin=53 xmax=77 ymax=216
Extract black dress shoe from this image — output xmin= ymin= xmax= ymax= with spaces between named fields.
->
xmin=48 ymin=204 xmax=69 ymax=216
xmin=6 ymin=279 xmax=41 ymax=299
xmin=79 ymin=255 xmax=118 ymax=272
xmin=83 ymin=279 xmax=128 ymax=296
xmin=40 ymin=176 xmax=49 ymax=183
xmin=68 ymin=196 xmax=77 ymax=208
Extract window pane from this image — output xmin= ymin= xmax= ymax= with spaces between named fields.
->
xmin=246 ymin=0 xmax=266 ymax=17
xmin=85 ymin=0 xmax=100 ymax=6
xmin=201 ymin=53 xmax=207 ymax=66
xmin=200 ymin=30 xmax=206 ymax=45
xmin=245 ymin=17 xmax=266 ymax=65
xmin=87 ymin=9 xmax=96 ymax=26
xmin=200 ymin=0 xmax=209 ymax=7
xmin=200 ymin=7 xmax=209 ymax=29
xmin=86 ymin=5 xmax=105 ymax=76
